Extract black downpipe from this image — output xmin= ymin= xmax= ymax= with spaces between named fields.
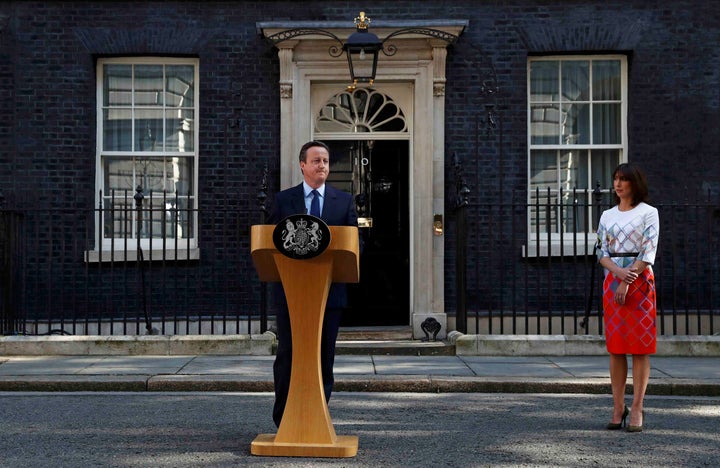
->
xmin=258 ymin=163 xmax=269 ymax=333
xmin=453 ymin=153 xmax=470 ymax=334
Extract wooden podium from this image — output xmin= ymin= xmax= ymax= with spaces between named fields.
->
xmin=249 ymin=224 xmax=360 ymax=458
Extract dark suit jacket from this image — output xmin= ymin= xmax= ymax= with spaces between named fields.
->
xmin=268 ymin=183 xmax=358 ymax=308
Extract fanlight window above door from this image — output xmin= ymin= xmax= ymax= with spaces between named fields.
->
xmin=315 ymin=88 xmax=407 ymax=133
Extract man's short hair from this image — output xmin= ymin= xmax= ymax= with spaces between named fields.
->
xmin=299 ymin=140 xmax=330 ymax=162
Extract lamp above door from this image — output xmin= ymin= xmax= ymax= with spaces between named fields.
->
xmin=343 ymin=12 xmax=381 ymax=88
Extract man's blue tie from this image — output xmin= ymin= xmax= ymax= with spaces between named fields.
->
xmin=310 ymin=189 xmax=321 ymax=217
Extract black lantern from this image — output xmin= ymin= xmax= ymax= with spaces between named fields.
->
xmin=342 ymin=12 xmax=381 ymax=88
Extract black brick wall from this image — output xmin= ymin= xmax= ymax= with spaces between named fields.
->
xmin=1 ymin=1 xmax=718 ymax=323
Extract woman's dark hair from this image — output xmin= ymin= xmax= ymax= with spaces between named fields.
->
xmin=612 ymin=162 xmax=649 ymax=206
xmin=298 ymin=140 xmax=330 ymax=162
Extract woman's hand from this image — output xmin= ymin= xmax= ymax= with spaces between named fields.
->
xmin=618 ymin=267 xmax=639 ymax=284
xmin=615 ymin=281 xmax=629 ymax=305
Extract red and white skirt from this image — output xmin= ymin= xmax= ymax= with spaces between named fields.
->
xmin=602 ymin=269 xmax=657 ymax=355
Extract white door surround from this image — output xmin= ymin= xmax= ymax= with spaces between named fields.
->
xmin=258 ymin=19 xmax=467 ymax=339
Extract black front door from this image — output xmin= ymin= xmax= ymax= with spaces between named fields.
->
xmin=326 ymin=140 xmax=409 ymax=326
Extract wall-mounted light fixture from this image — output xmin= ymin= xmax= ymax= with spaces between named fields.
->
xmin=343 ymin=12 xmax=382 ymax=87
xmin=264 ymin=12 xmax=459 ymax=89
xmin=433 ymin=213 xmax=443 ymax=236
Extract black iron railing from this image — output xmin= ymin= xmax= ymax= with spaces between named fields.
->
xmin=2 ymin=185 xmax=718 ymax=336
xmin=0 ymin=194 xmax=267 ymax=336
xmin=453 ymin=186 xmax=720 ymax=336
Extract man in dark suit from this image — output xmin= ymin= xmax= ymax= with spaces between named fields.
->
xmin=268 ymin=140 xmax=358 ymax=428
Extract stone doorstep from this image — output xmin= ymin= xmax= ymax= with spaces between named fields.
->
xmin=0 ymin=333 xmax=719 ymax=357
xmin=336 ymin=340 xmax=455 ymax=356
xmin=338 ymin=326 xmax=414 ymax=341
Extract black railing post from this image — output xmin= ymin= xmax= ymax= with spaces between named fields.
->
xmin=593 ymin=182 xmax=604 ymax=332
xmin=453 ymin=152 xmax=470 ymax=334
xmin=134 ymin=186 xmax=158 ymax=335
xmin=0 ymin=191 xmax=5 ymax=320
xmin=581 ymin=182 xmax=604 ymax=331
xmin=258 ymin=162 xmax=269 ymax=224
xmin=0 ymin=190 xmax=13 ymax=335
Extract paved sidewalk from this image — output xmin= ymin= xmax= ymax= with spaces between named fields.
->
xmin=1 ymin=354 xmax=719 ymax=395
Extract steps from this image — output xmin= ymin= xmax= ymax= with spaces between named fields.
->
xmin=336 ymin=327 xmax=455 ymax=356
xmin=338 ymin=326 xmax=413 ymax=341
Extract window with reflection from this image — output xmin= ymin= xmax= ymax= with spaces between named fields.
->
xmin=528 ymin=56 xmax=626 ymax=243
xmin=97 ymin=58 xmax=198 ymax=250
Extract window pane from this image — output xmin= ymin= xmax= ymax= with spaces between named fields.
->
xmin=165 ymin=109 xmax=194 ymax=152
xmin=558 ymin=149 xmax=591 ymax=233
xmin=530 ymin=150 xmax=557 ymax=190
xmin=166 ymin=157 xmax=194 ymax=196
xmin=592 ymin=103 xmax=621 ymax=144
xmin=559 ymin=149 xmax=583 ymax=192
xmin=372 ymin=99 xmax=405 ymax=131
xmin=529 ymin=186 xmax=557 ymax=236
xmin=103 ymin=196 xmax=133 ymax=240
xmin=561 ymin=61 xmax=589 ymax=101
xmin=559 ymin=149 xmax=582 ymax=235
xmin=145 ymin=196 xmax=193 ymax=240
xmin=317 ymin=104 xmax=353 ymax=132
xmin=530 ymin=103 xmax=560 ymax=144
xmin=134 ymin=65 xmax=164 ymax=106
xmin=134 ymin=157 xmax=168 ymax=193
xmin=103 ymin=157 xmax=193 ymax=195
xmin=593 ymin=60 xmax=621 ymax=101
xmin=530 ymin=61 xmax=559 ymax=102
xmin=104 ymin=157 xmax=135 ymax=193
xmin=591 ymin=149 xmax=621 ymax=189
xmin=561 ymin=103 xmax=589 ymax=144
xmin=175 ymin=198 xmax=195 ymax=239
xmin=104 ymin=64 xmax=132 ymax=106
xmin=135 ymin=109 xmax=164 ymax=151
xmin=530 ymin=151 xmax=560 ymax=235
xmin=568 ymin=149 xmax=589 ymax=189
xmin=103 ymin=109 xmax=132 ymax=151
xmin=562 ymin=190 xmax=589 ymax=235
xmin=142 ymin=198 xmax=174 ymax=239
xmin=166 ymin=65 xmax=194 ymax=107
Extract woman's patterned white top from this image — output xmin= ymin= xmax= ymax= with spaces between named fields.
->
xmin=597 ymin=202 xmax=660 ymax=271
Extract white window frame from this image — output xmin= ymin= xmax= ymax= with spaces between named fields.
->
xmin=526 ymin=55 xmax=627 ymax=257
xmin=89 ymin=57 xmax=200 ymax=262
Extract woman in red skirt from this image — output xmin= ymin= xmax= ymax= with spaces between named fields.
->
xmin=597 ymin=163 xmax=659 ymax=433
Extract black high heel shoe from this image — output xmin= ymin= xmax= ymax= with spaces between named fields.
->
xmin=626 ymin=410 xmax=644 ymax=432
xmin=606 ymin=405 xmax=629 ymax=430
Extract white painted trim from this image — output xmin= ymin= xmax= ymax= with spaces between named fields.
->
xmin=270 ymin=32 xmax=456 ymax=337
xmin=84 ymin=247 xmax=200 ymax=263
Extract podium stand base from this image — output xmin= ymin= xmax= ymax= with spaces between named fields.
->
xmin=250 ymin=434 xmax=358 ymax=458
